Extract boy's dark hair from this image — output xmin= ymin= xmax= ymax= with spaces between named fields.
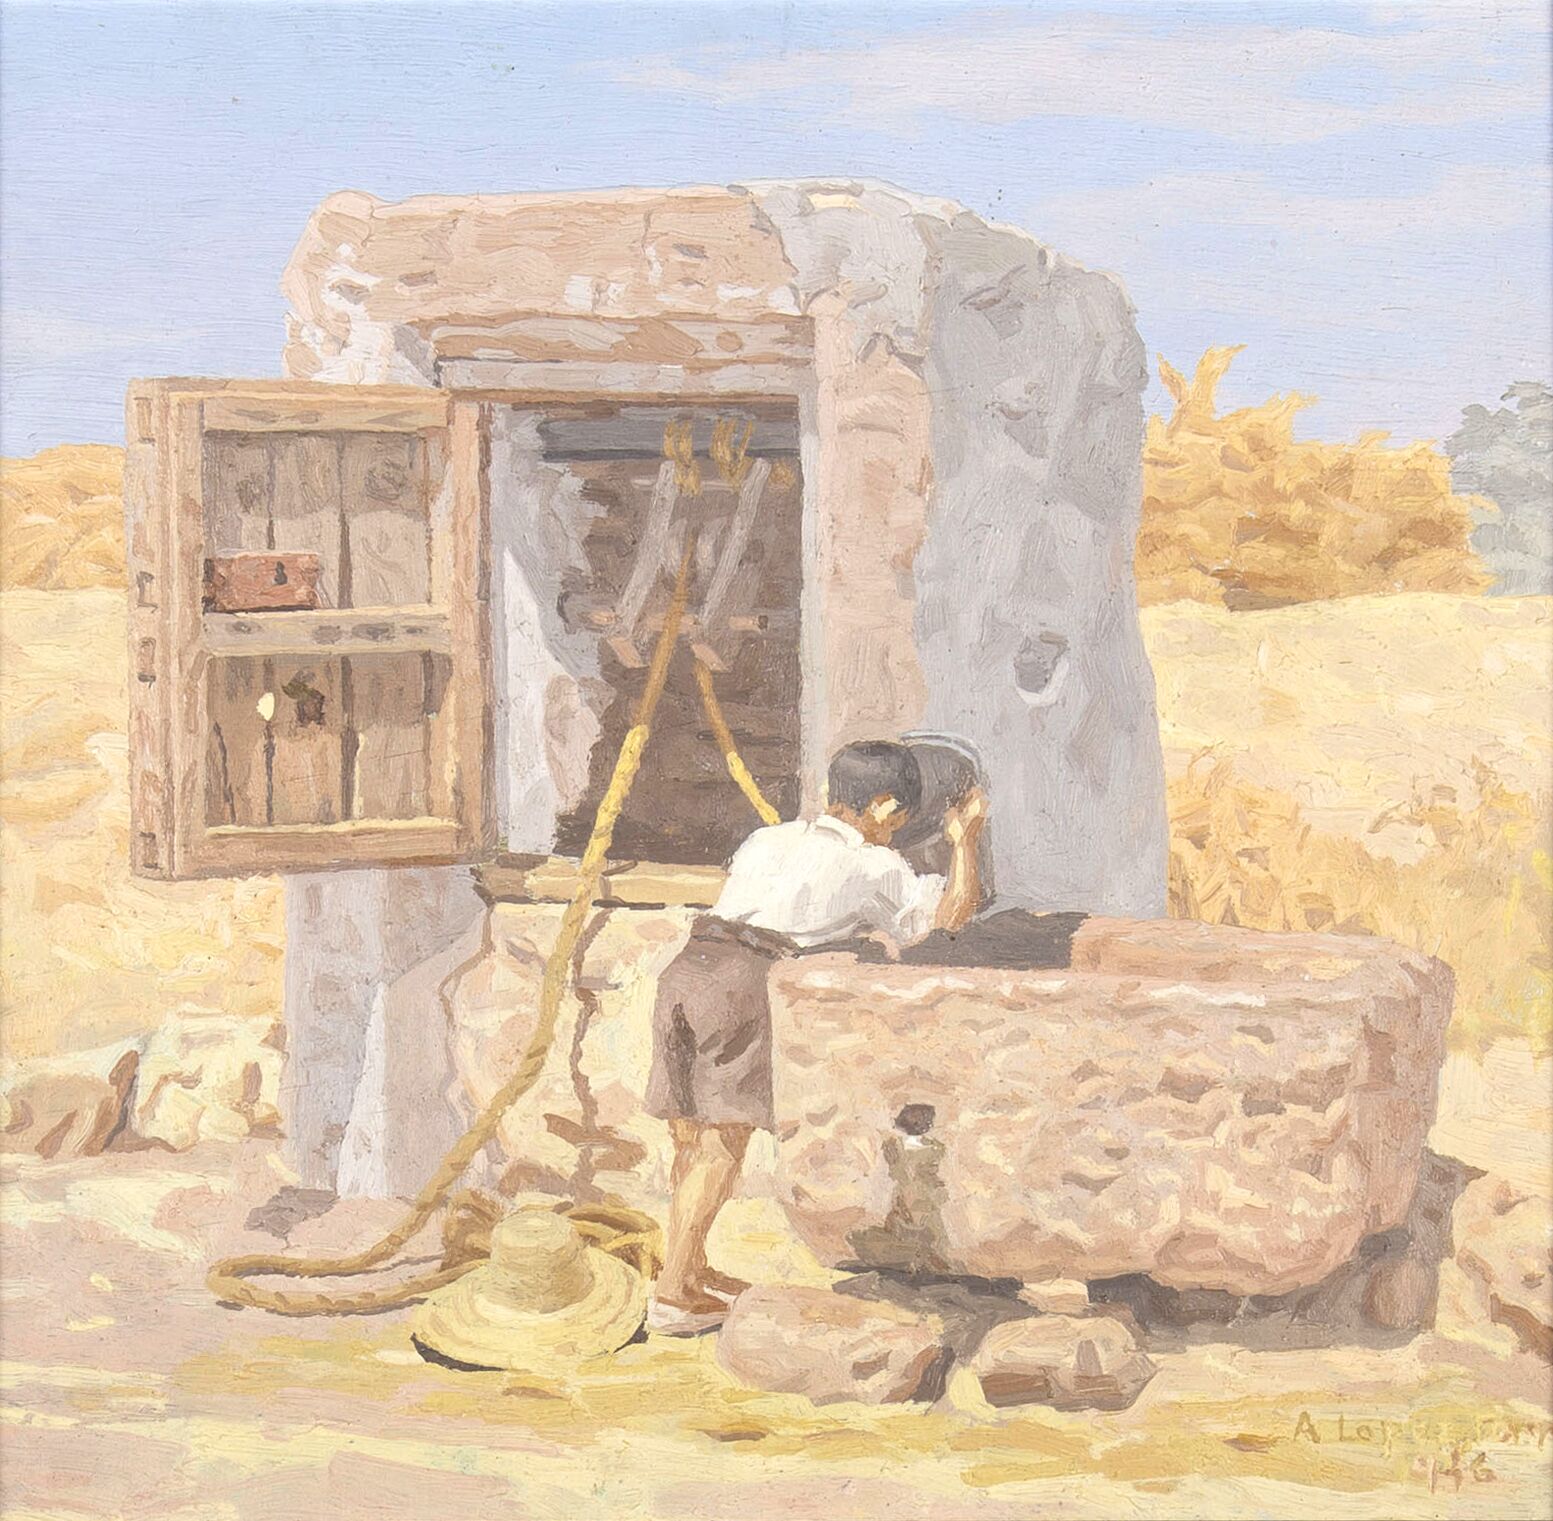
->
xmin=827 ymin=740 xmax=923 ymax=815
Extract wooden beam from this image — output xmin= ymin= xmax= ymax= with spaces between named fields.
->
xmin=124 ymin=382 xmax=174 ymax=877
xmin=450 ymin=397 xmax=494 ymax=857
xmin=436 ymin=360 xmax=805 ymax=398
xmin=200 ymin=392 xmax=448 ymax=434
xmin=204 ymin=606 xmax=450 ymax=656
xmin=133 ymin=377 xmax=454 ymax=401
xmin=422 ymin=314 xmax=812 ymax=366
xmin=199 ymin=818 xmax=463 ymax=874
xmin=475 ymin=855 xmax=726 ymax=908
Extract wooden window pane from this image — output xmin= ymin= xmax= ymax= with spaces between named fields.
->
xmin=270 ymin=435 xmax=343 ymax=607
xmin=348 ymin=651 xmax=432 ymax=820
xmin=341 ymin=434 xmax=429 ymax=606
xmin=271 ymin=658 xmax=345 ymax=825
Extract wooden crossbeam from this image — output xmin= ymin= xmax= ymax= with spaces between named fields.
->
xmin=204 ymin=606 xmax=450 ymax=657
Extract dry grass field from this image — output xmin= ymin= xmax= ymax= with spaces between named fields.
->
xmin=2 ymin=443 xmax=1548 ymax=1061
xmin=1151 ymin=594 xmax=1551 ymax=1054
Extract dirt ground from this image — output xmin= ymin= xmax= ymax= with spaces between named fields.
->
xmin=3 ymin=476 xmax=1550 ymax=1517
xmin=4 ymin=1061 xmax=1551 ymax=1521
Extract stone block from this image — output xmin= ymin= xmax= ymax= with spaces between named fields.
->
xmin=715 ymin=1285 xmax=945 ymax=1405
xmin=834 ymin=1271 xmax=1034 ymax=1360
xmin=1019 ymin=1279 xmax=1092 ymax=1316
xmin=0 ymin=1011 xmax=283 ymax=1158
xmin=0 ymin=1043 xmax=137 ymax=1158
xmin=968 ymin=1314 xmax=1155 ymax=1411
xmin=445 ymin=902 xmax=693 ymax=1210
xmin=771 ymin=916 xmax=1453 ymax=1295
xmin=131 ymin=1014 xmax=282 ymax=1151
xmin=1447 ymin=1175 xmax=1552 ymax=1360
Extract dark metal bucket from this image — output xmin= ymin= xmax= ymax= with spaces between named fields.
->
xmin=895 ymin=730 xmax=996 ymax=907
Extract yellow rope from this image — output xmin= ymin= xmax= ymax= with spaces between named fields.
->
xmin=693 ymin=658 xmax=781 ymax=826
xmin=206 ymin=541 xmax=698 ymax=1316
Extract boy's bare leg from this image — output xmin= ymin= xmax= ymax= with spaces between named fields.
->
xmin=657 ymin=1118 xmax=752 ymax=1306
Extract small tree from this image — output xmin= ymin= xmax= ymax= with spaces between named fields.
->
xmin=1447 ymin=382 xmax=1553 ymax=597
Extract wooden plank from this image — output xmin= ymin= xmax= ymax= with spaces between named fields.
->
xmin=204 ymin=433 xmax=273 ymax=555
xmin=205 ymin=655 xmax=271 ymax=827
xmin=349 ymin=652 xmax=429 ymax=820
xmin=416 ymin=435 xmax=457 ymax=821
xmin=541 ymin=410 xmax=799 ymax=461
xmin=170 ymin=397 xmax=213 ymax=876
xmin=336 ymin=428 xmax=432 ymax=824
xmin=613 ymin=459 xmax=679 ymax=636
xmin=422 ymin=652 xmax=455 ymax=821
xmin=436 ymin=361 xmax=805 ymax=397
xmin=269 ymin=659 xmax=344 ymax=825
xmin=535 ymin=394 xmax=802 ymax=422
xmin=205 ymin=818 xmax=459 ymax=839
xmin=449 ymin=397 xmax=492 ymax=856
xmin=147 ymin=377 xmax=448 ymax=401
xmin=198 ymin=818 xmax=462 ymax=876
xmin=204 ymin=606 xmax=450 ymax=657
xmin=123 ymin=383 xmax=172 ymax=877
xmin=270 ymin=433 xmax=342 ymax=605
xmin=424 ymin=429 xmax=453 ymax=606
xmin=698 ymin=455 xmax=771 ymax=630
xmin=475 ymin=856 xmax=726 ymax=907
xmin=423 ymin=314 xmax=813 ymax=366
xmin=341 ymin=432 xmax=428 ymax=606
xmin=202 ymin=393 xmax=447 ymax=433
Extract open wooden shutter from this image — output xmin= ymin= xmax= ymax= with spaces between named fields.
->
xmin=125 ymin=380 xmax=490 ymax=878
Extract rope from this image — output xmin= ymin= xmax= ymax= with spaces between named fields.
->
xmin=693 ymin=658 xmax=781 ymax=826
xmin=206 ymin=540 xmax=698 ymax=1316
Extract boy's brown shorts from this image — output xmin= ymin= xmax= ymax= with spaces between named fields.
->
xmin=645 ymin=916 xmax=793 ymax=1132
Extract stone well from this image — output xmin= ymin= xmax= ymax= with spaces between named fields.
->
xmin=266 ymin=182 xmax=1452 ymax=1301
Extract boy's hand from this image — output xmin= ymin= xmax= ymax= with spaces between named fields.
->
xmin=944 ymin=786 xmax=989 ymax=845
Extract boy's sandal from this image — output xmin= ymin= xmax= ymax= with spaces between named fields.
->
xmin=646 ymin=1295 xmax=728 ymax=1337
xmin=696 ymin=1268 xmax=751 ymax=1303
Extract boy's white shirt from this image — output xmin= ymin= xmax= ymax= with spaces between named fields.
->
xmin=711 ymin=815 xmax=947 ymax=949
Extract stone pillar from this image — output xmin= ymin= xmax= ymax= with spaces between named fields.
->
xmin=807 ymin=291 xmax=932 ymax=758
xmin=913 ymin=218 xmax=1167 ymax=916
xmin=279 ymin=859 xmax=484 ymax=1197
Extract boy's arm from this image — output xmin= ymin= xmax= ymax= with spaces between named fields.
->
xmin=934 ymin=787 xmax=988 ymax=932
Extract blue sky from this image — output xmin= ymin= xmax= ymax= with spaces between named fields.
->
xmin=1 ymin=1 xmax=1548 ymax=455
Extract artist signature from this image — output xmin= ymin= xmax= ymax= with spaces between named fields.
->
xmin=1231 ymin=1410 xmax=1552 ymax=1493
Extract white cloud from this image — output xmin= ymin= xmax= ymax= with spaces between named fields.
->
xmin=1029 ymin=163 xmax=1551 ymax=359
xmin=1033 ymin=162 xmax=1552 ymax=266
xmin=614 ymin=7 xmax=1550 ymax=145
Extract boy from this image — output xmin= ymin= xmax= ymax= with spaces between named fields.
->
xmin=644 ymin=739 xmax=988 ymax=1333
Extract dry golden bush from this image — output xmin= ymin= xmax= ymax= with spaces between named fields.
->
xmin=1138 ymin=346 xmax=1490 ymax=608
xmin=1 ymin=445 xmax=127 ymax=591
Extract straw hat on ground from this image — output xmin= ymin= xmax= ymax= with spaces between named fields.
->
xmin=411 ymin=1209 xmax=647 ymax=1373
